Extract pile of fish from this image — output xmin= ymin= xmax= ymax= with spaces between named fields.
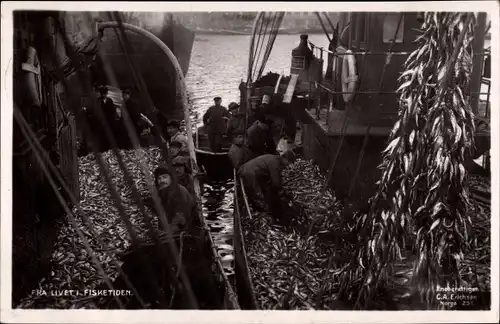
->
xmin=241 ymin=158 xmax=492 ymax=310
xmin=241 ymin=158 xmax=354 ymax=310
xmin=17 ymin=147 xmax=165 ymax=309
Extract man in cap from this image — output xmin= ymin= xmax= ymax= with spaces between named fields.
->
xmin=226 ymin=102 xmax=247 ymax=142
xmin=153 ymin=164 xmax=198 ymax=234
xmin=172 ymin=156 xmax=195 ymax=196
xmin=166 ymin=120 xmax=189 ymax=153
xmin=228 ymin=131 xmax=254 ymax=171
xmin=238 ymin=150 xmax=296 ymax=216
xmin=203 ymin=96 xmax=230 ymax=152
xmin=94 ymin=86 xmax=118 ymax=151
xmin=121 ymin=89 xmax=144 ymax=137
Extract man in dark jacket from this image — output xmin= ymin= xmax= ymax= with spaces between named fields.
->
xmin=154 ymin=164 xmax=198 ymax=234
xmin=246 ymin=116 xmax=278 ymax=158
xmin=96 ymin=86 xmax=117 ymax=151
xmin=226 ymin=102 xmax=247 ymax=142
xmin=228 ymin=132 xmax=254 ymax=171
xmin=203 ymin=96 xmax=230 ymax=152
xmin=238 ymin=150 xmax=296 ymax=214
xmin=172 ymin=156 xmax=195 ymax=196
xmin=121 ymin=89 xmax=144 ymax=137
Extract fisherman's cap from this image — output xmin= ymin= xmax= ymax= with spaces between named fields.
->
xmin=166 ymin=120 xmax=181 ymax=128
xmin=228 ymin=102 xmax=240 ymax=110
xmin=170 ymin=140 xmax=183 ymax=148
xmin=154 ymin=164 xmax=171 ymax=179
xmin=214 ymin=96 xmax=222 ymax=101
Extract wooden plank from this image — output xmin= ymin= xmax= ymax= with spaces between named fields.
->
xmin=283 ymin=74 xmax=299 ymax=104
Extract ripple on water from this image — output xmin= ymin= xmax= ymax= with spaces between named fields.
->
xmin=201 ymin=180 xmax=235 ymax=276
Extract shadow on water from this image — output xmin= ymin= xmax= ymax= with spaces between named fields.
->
xmin=201 ymin=178 xmax=236 ymax=279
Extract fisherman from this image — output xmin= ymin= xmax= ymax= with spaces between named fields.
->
xmin=96 ymin=86 xmax=118 ymax=151
xmin=228 ymin=132 xmax=254 ymax=171
xmin=246 ymin=115 xmax=278 ymax=157
xmin=225 ymin=102 xmax=246 ymax=142
xmin=154 ymin=164 xmax=198 ymax=234
xmin=238 ymin=150 xmax=296 ymax=216
xmin=98 ymin=86 xmax=117 ymax=126
xmin=166 ymin=120 xmax=189 ymax=153
xmin=172 ymin=156 xmax=195 ymax=196
xmin=202 ymin=96 xmax=230 ymax=153
xmin=121 ymin=89 xmax=144 ymax=137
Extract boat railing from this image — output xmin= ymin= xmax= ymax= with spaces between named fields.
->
xmin=233 ymin=171 xmax=259 ymax=309
xmin=307 ymin=40 xmax=492 ymax=127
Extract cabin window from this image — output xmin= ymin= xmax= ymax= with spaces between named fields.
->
xmin=383 ymin=13 xmax=404 ymax=43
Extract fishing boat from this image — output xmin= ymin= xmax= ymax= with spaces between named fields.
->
xmin=231 ymin=11 xmax=492 ymax=310
xmin=94 ymin=20 xmax=240 ymax=309
xmin=193 ymin=125 xmax=233 ymax=180
xmin=12 ymin=12 xmax=239 ymax=310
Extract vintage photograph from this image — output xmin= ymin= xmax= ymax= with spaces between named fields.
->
xmin=2 ymin=3 xmax=495 ymax=318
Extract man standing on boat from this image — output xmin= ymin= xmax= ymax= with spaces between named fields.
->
xmin=97 ymin=86 xmax=118 ymax=151
xmin=226 ymin=102 xmax=246 ymax=142
xmin=166 ymin=120 xmax=189 ymax=153
xmin=228 ymin=131 xmax=253 ymax=171
xmin=203 ymin=96 xmax=230 ymax=152
xmin=121 ymin=89 xmax=144 ymax=137
xmin=238 ymin=150 xmax=296 ymax=216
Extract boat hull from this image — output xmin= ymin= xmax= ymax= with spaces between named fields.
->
xmin=194 ymin=128 xmax=233 ymax=180
xmin=96 ymin=21 xmax=195 ymax=121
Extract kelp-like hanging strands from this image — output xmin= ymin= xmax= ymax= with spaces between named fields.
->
xmin=341 ymin=12 xmax=477 ymax=310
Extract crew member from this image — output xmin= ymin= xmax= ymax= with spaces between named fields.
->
xmin=238 ymin=150 xmax=296 ymax=215
xmin=166 ymin=120 xmax=189 ymax=153
xmin=97 ymin=86 xmax=117 ymax=151
xmin=121 ymin=89 xmax=144 ymax=137
xmin=154 ymin=164 xmax=198 ymax=234
xmin=228 ymin=132 xmax=254 ymax=171
xmin=246 ymin=115 xmax=277 ymax=157
xmin=172 ymin=156 xmax=195 ymax=196
xmin=226 ymin=102 xmax=246 ymax=142
xmin=203 ymin=96 xmax=230 ymax=152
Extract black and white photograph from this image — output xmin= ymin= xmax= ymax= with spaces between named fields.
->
xmin=1 ymin=1 xmax=498 ymax=323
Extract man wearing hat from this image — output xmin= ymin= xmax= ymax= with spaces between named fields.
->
xmin=202 ymin=96 xmax=230 ymax=152
xmin=226 ymin=102 xmax=247 ymax=142
xmin=228 ymin=131 xmax=254 ymax=171
xmin=121 ymin=88 xmax=144 ymax=137
xmin=166 ymin=120 xmax=189 ymax=153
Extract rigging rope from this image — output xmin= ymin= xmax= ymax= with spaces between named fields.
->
xmin=247 ymin=12 xmax=285 ymax=89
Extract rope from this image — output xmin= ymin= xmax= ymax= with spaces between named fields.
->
xmin=251 ymin=14 xmax=272 ymax=82
xmin=315 ymin=12 xmax=332 ymax=43
xmin=257 ymin=13 xmax=284 ymax=81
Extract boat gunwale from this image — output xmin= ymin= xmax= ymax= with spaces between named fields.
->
xmin=232 ymin=170 xmax=260 ymax=309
